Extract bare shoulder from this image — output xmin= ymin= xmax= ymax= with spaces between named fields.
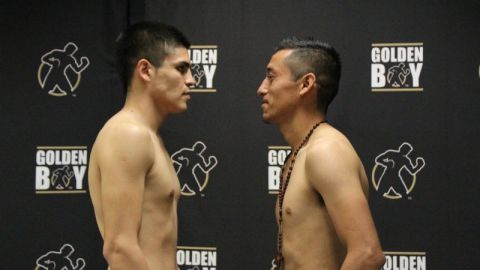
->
xmin=304 ymin=125 xmax=362 ymax=187
xmin=92 ymin=113 xmax=155 ymax=167
xmin=306 ymin=126 xmax=359 ymax=166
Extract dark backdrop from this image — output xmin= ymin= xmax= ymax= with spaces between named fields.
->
xmin=1 ymin=0 xmax=478 ymax=269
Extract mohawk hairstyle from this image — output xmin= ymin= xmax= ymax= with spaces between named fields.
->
xmin=275 ymin=37 xmax=341 ymax=113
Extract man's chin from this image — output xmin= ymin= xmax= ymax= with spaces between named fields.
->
xmin=261 ymin=114 xmax=273 ymax=124
xmin=172 ymin=105 xmax=188 ymax=114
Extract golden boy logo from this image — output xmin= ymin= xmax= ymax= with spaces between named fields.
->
xmin=371 ymin=42 xmax=423 ymax=92
xmin=189 ymin=45 xmax=217 ymax=93
xmin=382 ymin=251 xmax=426 ymax=270
xmin=177 ymin=246 xmax=217 ymax=270
xmin=267 ymin=146 xmax=291 ymax=194
xmin=35 ymin=146 xmax=88 ymax=194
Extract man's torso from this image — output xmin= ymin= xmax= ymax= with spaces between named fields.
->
xmin=89 ymin=113 xmax=180 ymax=270
xmin=277 ymin=125 xmax=368 ymax=270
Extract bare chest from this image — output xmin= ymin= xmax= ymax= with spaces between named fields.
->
xmin=144 ymin=143 xmax=181 ymax=204
xmin=277 ymin=154 xmax=325 ymax=221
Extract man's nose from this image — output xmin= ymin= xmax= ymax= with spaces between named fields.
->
xmin=257 ymin=79 xmax=268 ymax=96
xmin=185 ymin=69 xmax=196 ymax=88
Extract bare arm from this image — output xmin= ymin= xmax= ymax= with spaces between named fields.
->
xmin=97 ymin=124 xmax=154 ymax=270
xmin=306 ymin=140 xmax=385 ymax=270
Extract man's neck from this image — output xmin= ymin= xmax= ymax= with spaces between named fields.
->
xmin=278 ymin=111 xmax=326 ymax=150
xmin=122 ymin=88 xmax=167 ymax=131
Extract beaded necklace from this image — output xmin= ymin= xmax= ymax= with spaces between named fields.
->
xmin=274 ymin=120 xmax=327 ymax=269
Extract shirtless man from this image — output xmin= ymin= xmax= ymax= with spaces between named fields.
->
xmin=88 ymin=22 xmax=195 ymax=270
xmin=258 ymin=37 xmax=385 ymax=270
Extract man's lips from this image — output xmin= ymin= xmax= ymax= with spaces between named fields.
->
xmin=261 ymin=101 xmax=268 ymax=110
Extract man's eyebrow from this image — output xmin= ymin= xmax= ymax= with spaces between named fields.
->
xmin=266 ymin=67 xmax=276 ymax=74
xmin=175 ymin=61 xmax=191 ymax=68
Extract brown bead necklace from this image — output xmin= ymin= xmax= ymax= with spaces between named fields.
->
xmin=274 ymin=120 xmax=327 ymax=269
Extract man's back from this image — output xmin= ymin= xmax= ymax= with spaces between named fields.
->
xmin=88 ymin=110 xmax=180 ymax=270
xmin=278 ymin=124 xmax=372 ymax=270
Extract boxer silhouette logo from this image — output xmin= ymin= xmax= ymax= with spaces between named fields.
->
xmin=37 ymin=42 xmax=90 ymax=97
xmin=51 ymin=165 xmax=75 ymax=190
xmin=35 ymin=244 xmax=85 ymax=270
xmin=191 ymin=64 xmax=205 ymax=87
xmin=172 ymin=141 xmax=218 ymax=196
xmin=371 ymin=142 xmax=425 ymax=199
xmin=387 ymin=63 xmax=411 ymax=87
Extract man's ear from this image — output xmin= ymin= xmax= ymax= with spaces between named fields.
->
xmin=299 ymin=73 xmax=316 ymax=96
xmin=136 ymin=59 xmax=152 ymax=81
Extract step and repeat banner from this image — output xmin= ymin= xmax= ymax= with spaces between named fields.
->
xmin=1 ymin=0 xmax=479 ymax=269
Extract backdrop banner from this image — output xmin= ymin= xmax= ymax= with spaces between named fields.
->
xmin=0 ymin=1 xmax=478 ymax=269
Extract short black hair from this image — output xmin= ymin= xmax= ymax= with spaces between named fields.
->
xmin=276 ymin=37 xmax=341 ymax=114
xmin=115 ymin=21 xmax=190 ymax=92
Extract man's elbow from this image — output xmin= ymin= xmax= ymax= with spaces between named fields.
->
xmin=103 ymin=238 xmax=135 ymax=265
xmin=362 ymin=246 xmax=386 ymax=269
xmin=347 ymin=245 xmax=385 ymax=269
